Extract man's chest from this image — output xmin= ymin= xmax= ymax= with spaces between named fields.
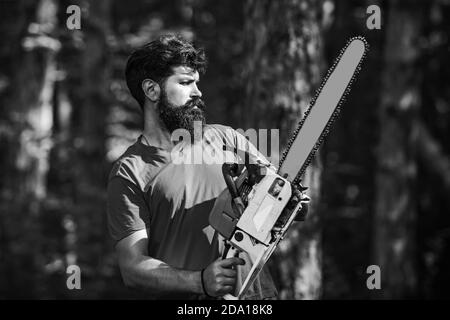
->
xmin=147 ymin=161 xmax=227 ymax=210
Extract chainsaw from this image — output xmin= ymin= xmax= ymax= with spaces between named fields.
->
xmin=209 ymin=36 xmax=368 ymax=300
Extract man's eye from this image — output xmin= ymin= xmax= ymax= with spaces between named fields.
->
xmin=180 ymin=81 xmax=192 ymax=85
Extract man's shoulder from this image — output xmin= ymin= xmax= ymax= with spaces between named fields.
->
xmin=204 ymin=124 xmax=237 ymax=144
xmin=108 ymin=141 xmax=140 ymax=180
xmin=205 ymin=124 xmax=257 ymax=149
xmin=108 ymin=139 xmax=167 ymax=189
xmin=205 ymin=124 xmax=234 ymax=134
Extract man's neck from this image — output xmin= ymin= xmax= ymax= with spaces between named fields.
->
xmin=142 ymin=105 xmax=174 ymax=151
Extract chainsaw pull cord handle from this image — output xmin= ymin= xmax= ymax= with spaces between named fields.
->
xmin=222 ymin=163 xmax=245 ymax=216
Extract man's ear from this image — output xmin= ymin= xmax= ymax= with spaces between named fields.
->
xmin=142 ymin=79 xmax=160 ymax=102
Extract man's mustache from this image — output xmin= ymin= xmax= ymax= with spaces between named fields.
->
xmin=184 ymin=97 xmax=205 ymax=111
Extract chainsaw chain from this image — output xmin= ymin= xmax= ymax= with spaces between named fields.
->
xmin=277 ymin=36 xmax=369 ymax=187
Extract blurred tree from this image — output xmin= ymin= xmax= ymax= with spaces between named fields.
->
xmin=415 ymin=0 xmax=450 ymax=299
xmin=320 ymin=0 xmax=384 ymax=299
xmin=373 ymin=0 xmax=424 ymax=298
xmin=62 ymin=0 xmax=114 ymax=298
xmin=0 ymin=0 xmax=60 ymax=297
xmin=189 ymin=0 xmax=246 ymax=128
xmin=241 ymin=0 xmax=330 ymax=299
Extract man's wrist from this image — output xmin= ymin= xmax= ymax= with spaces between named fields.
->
xmin=200 ymin=268 xmax=213 ymax=297
xmin=192 ymin=270 xmax=204 ymax=295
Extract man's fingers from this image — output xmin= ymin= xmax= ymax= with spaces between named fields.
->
xmin=220 ymin=268 xmax=237 ymax=278
xmin=219 ymin=257 xmax=245 ymax=268
xmin=218 ymin=285 xmax=235 ymax=295
xmin=220 ymin=277 xmax=237 ymax=286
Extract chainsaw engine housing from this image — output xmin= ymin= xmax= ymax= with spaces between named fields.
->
xmin=209 ymin=166 xmax=292 ymax=247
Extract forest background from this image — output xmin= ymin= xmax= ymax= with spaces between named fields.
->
xmin=0 ymin=0 xmax=449 ymax=299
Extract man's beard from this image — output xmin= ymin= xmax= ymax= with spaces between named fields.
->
xmin=157 ymin=89 xmax=206 ymax=142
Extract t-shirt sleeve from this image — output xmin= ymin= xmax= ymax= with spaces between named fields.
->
xmin=107 ymin=176 xmax=148 ymax=242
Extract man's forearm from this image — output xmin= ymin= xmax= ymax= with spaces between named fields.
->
xmin=121 ymin=256 xmax=203 ymax=296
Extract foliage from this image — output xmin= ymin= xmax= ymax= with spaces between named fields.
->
xmin=0 ymin=0 xmax=449 ymax=299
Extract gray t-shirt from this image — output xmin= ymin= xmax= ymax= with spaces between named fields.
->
xmin=107 ymin=124 xmax=277 ymax=299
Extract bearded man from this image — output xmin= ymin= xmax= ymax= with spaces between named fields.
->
xmin=106 ymin=34 xmax=277 ymax=299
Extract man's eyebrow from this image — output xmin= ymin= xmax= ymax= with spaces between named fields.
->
xmin=177 ymin=74 xmax=200 ymax=81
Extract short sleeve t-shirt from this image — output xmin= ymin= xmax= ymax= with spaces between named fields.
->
xmin=107 ymin=124 xmax=277 ymax=299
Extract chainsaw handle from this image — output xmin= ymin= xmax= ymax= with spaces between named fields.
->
xmin=222 ymin=163 xmax=241 ymax=199
xmin=222 ymin=245 xmax=241 ymax=300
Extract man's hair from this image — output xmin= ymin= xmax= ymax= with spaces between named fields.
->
xmin=125 ymin=34 xmax=207 ymax=109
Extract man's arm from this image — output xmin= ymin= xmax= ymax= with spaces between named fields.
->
xmin=115 ymin=229 xmax=245 ymax=297
xmin=115 ymin=229 xmax=201 ymax=295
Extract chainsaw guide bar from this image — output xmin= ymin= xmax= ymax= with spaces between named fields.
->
xmin=278 ymin=36 xmax=369 ymax=186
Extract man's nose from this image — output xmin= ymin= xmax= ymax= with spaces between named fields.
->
xmin=191 ymin=84 xmax=202 ymax=98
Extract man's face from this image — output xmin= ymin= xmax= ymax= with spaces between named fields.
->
xmin=157 ymin=66 xmax=206 ymax=139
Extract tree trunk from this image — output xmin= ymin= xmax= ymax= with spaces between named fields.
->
xmin=0 ymin=0 xmax=59 ymax=297
xmin=241 ymin=0 xmax=327 ymax=299
xmin=374 ymin=0 xmax=423 ymax=299
xmin=6 ymin=0 xmax=59 ymax=208
xmin=67 ymin=0 xmax=112 ymax=290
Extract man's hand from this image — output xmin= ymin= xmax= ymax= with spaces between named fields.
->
xmin=202 ymin=257 xmax=245 ymax=297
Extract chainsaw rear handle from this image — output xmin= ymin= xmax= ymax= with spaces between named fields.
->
xmin=222 ymin=162 xmax=247 ymax=217
xmin=221 ymin=163 xmax=241 ymax=199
